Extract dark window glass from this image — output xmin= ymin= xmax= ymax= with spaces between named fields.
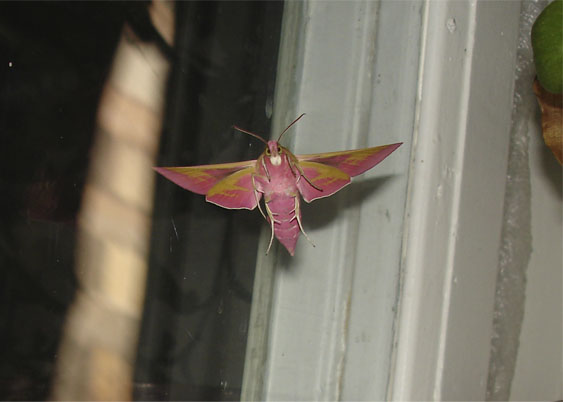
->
xmin=0 ymin=1 xmax=283 ymax=400
xmin=134 ymin=2 xmax=283 ymax=401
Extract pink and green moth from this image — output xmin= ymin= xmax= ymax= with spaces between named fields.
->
xmin=154 ymin=114 xmax=401 ymax=256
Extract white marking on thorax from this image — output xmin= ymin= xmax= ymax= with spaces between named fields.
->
xmin=270 ymin=155 xmax=282 ymax=166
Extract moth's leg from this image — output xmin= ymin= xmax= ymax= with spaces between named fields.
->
xmin=292 ymin=160 xmax=323 ymax=192
xmin=264 ymin=200 xmax=282 ymax=223
xmin=261 ymin=157 xmax=271 ymax=181
xmin=257 ymin=199 xmax=267 ymax=221
xmin=290 ymin=197 xmax=315 ymax=247
xmin=255 ymin=194 xmax=266 ymax=221
xmin=251 ymin=175 xmax=267 ymax=220
xmin=289 ymin=160 xmax=303 ymax=186
xmin=288 ymin=157 xmax=299 ymax=178
xmin=264 ymin=201 xmax=277 ymax=254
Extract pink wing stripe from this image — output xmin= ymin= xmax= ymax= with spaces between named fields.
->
xmin=153 ymin=160 xmax=255 ymax=195
xmin=206 ymin=167 xmax=260 ymax=210
xmin=297 ymin=161 xmax=351 ymax=202
xmin=297 ymin=143 xmax=402 ymax=177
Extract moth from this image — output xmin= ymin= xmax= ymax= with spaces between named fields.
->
xmin=154 ymin=114 xmax=401 ymax=256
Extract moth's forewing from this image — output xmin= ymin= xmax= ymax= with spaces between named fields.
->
xmin=206 ymin=167 xmax=261 ymax=210
xmin=153 ymin=160 xmax=256 ymax=195
xmin=297 ymin=143 xmax=402 ymax=177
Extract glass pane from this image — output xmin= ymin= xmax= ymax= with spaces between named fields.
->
xmin=134 ymin=2 xmax=283 ymax=401
xmin=0 ymin=3 xmax=129 ymax=400
xmin=0 ymin=1 xmax=283 ymax=400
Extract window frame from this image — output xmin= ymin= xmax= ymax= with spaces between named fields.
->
xmin=242 ymin=0 xmax=523 ymax=400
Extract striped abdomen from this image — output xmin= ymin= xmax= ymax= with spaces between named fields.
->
xmin=265 ymin=193 xmax=301 ymax=256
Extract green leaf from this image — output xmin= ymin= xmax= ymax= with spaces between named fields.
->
xmin=532 ymin=0 xmax=563 ymax=94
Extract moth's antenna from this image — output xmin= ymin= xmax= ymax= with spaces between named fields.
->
xmin=277 ymin=113 xmax=306 ymax=142
xmin=232 ymin=125 xmax=268 ymax=145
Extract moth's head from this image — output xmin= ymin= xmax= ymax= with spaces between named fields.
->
xmin=266 ymin=140 xmax=283 ymax=166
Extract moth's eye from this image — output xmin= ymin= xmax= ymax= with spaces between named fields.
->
xmin=277 ymin=147 xmax=282 ymax=153
xmin=265 ymin=148 xmax=271 ymax=155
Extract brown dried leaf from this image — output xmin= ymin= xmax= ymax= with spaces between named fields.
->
xmin=533 ymin=78 xmax=563 ymax=164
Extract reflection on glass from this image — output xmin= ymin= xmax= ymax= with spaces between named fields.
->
xmin=0 ymin=1 xmax=283 ymax=401
xmin=135 ymin=2 xmax=283 ymax=401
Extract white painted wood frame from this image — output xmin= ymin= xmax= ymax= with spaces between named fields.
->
xmin=390 ymin=0 xmax=521 ymax=400
xmin=242 ymin=0 xmax=524 ymax=400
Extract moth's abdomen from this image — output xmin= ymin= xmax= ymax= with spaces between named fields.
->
xmin=266 ymin=194 xmax=300 ymax=256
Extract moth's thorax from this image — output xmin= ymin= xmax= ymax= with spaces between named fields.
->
xmin=258 ymin=141 xmax=298 ymax=196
